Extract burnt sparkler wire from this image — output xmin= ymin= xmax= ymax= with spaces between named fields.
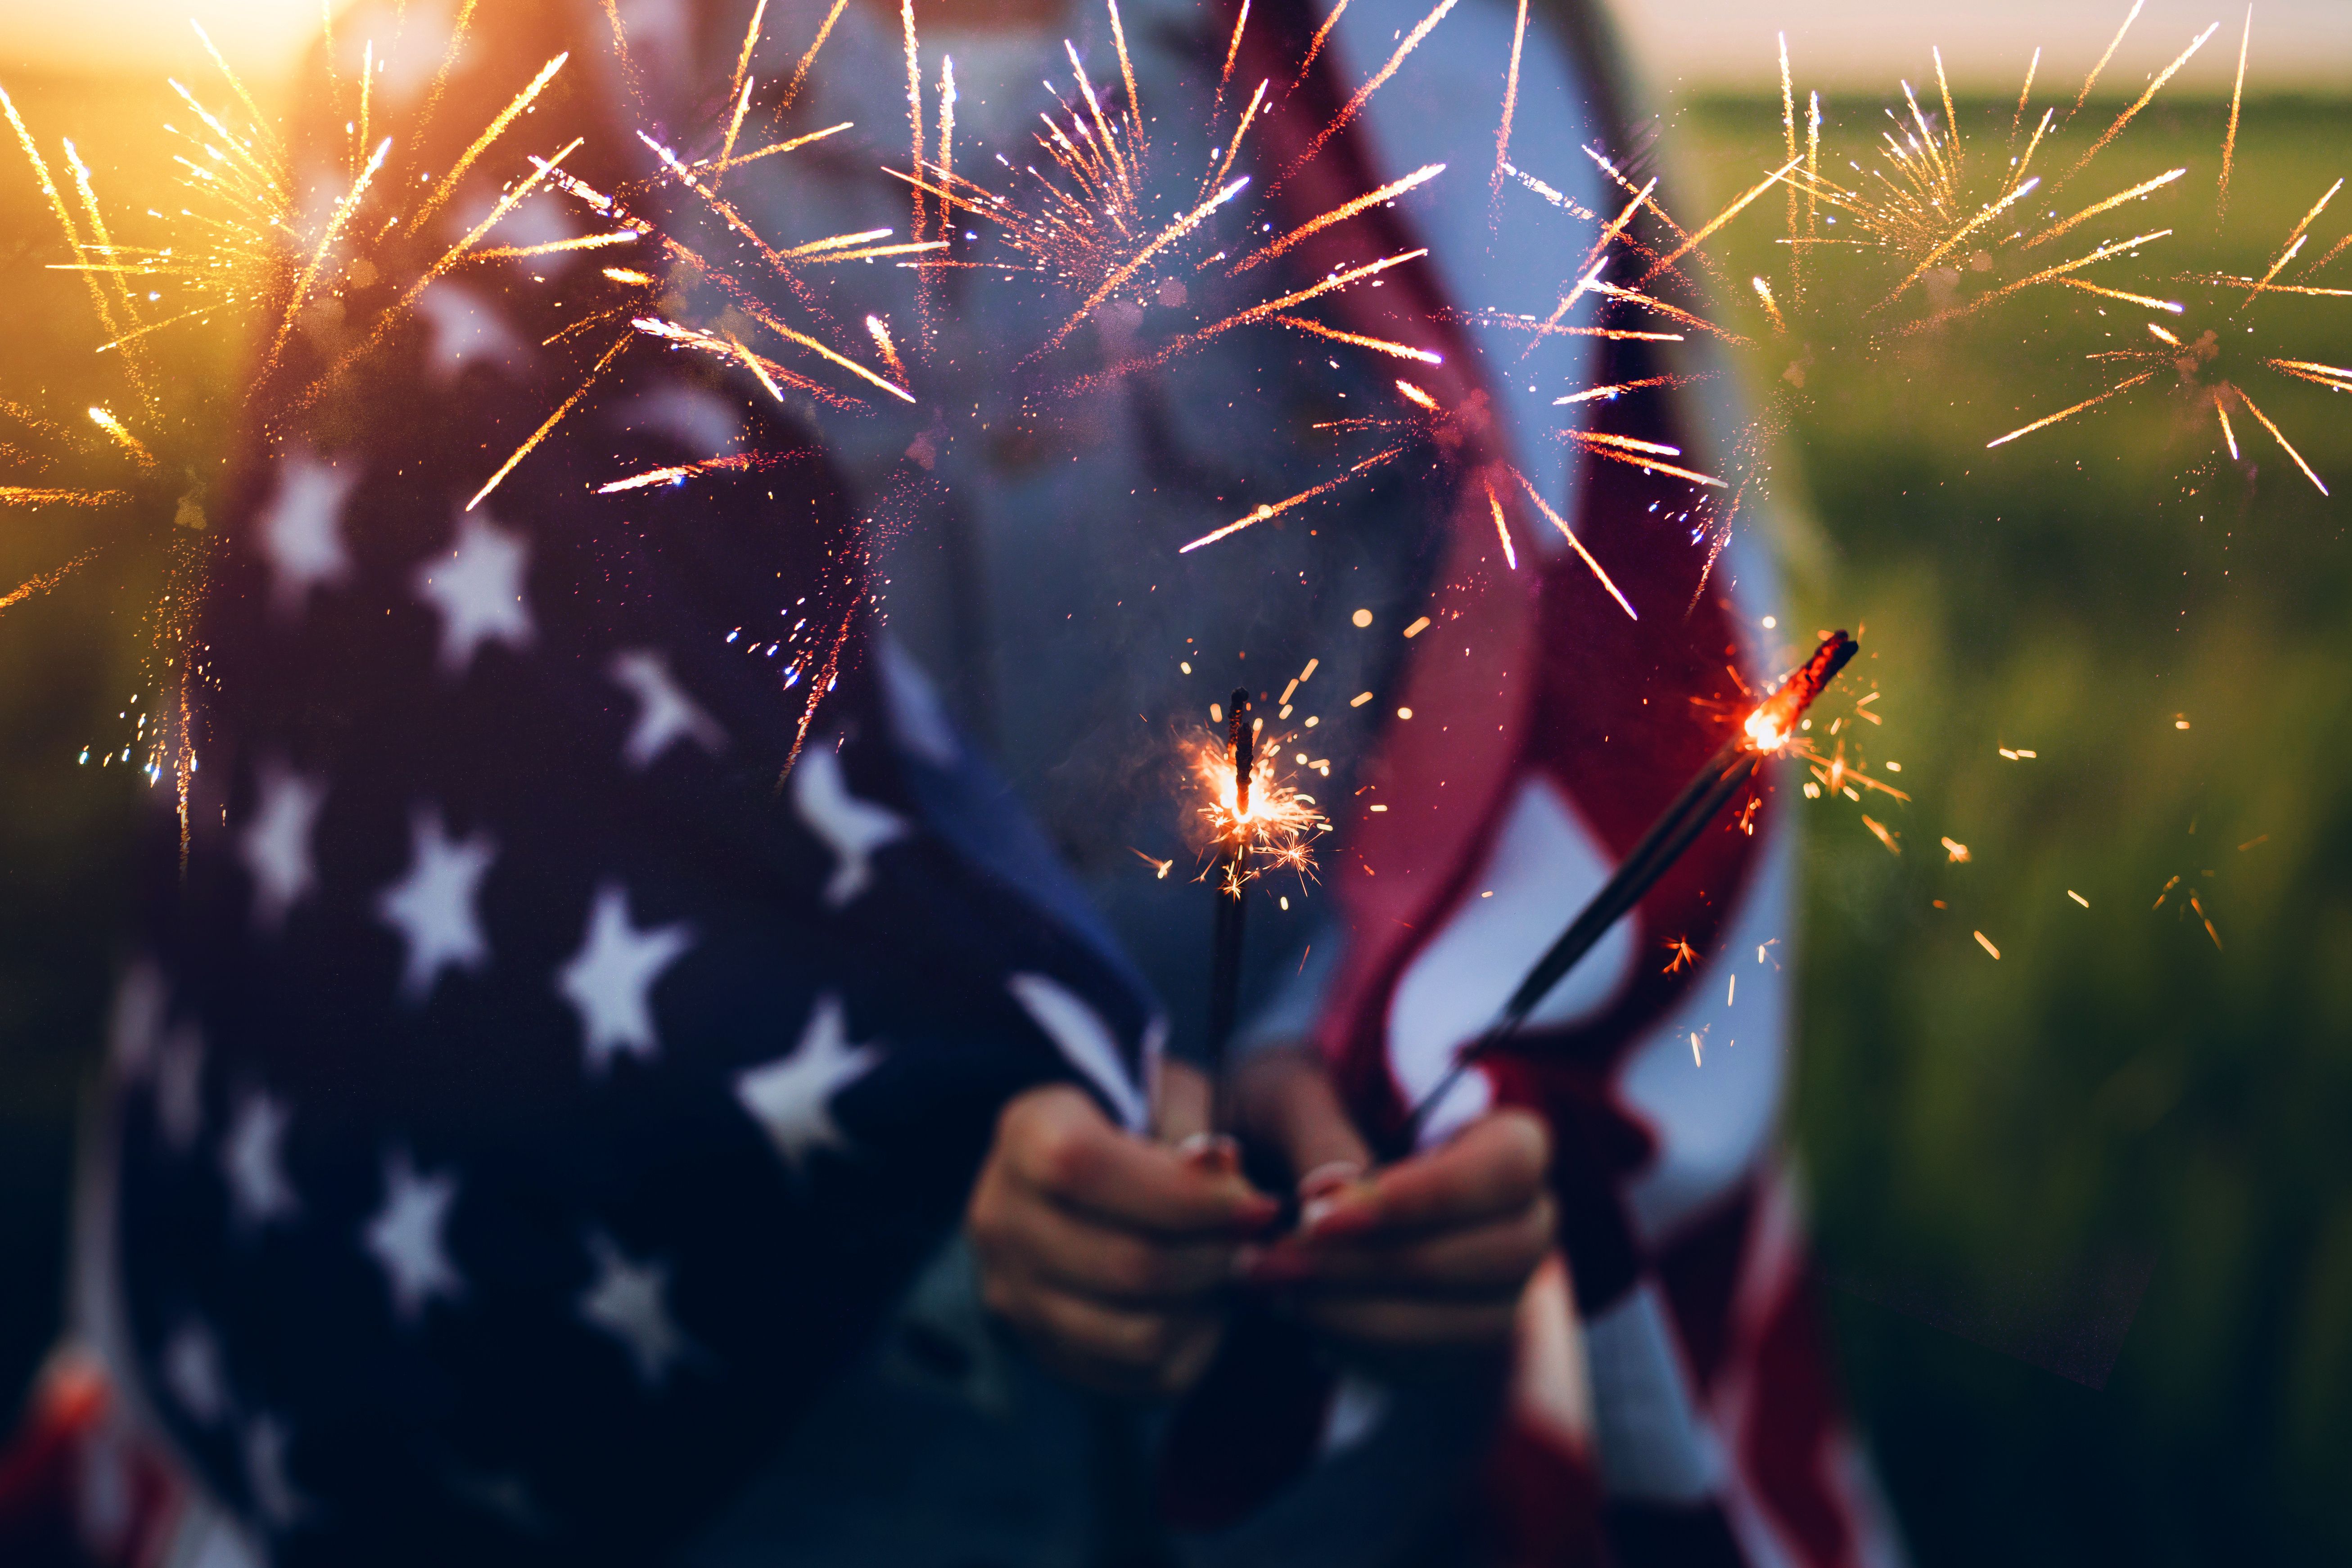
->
xmin=1396 ymin=631 xmax=1858 ymax=1149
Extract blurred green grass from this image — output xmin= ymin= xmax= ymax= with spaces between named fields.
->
xmin=1 ymin=65 xmax=2347 ymax=1564
xmin=1674 ymin=91 xmax=2352 ymax=1563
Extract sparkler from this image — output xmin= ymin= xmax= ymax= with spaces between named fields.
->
xmin=1400 ymin=630 xmax=1858 ymax=1144
xmin=1207 ymin=688 xmax=1255 ymax=1068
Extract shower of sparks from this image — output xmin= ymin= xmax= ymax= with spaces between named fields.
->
xmin=1191 ymin=725 xmax=1329 ymax=891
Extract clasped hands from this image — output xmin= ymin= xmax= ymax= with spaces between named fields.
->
xmin=967 ymin=1045 xmax=1555 ymax=1397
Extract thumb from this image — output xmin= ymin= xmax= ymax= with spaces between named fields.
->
xmin=1241 ymin=1046 xmax=1373 ymax=1197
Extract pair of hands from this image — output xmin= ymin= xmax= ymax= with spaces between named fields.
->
xmin=966 ymin=1046 xmax=1555 ymax=1397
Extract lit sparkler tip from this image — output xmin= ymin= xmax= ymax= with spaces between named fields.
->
xmin=1743 ymin=629 xmax=1858 ymax=752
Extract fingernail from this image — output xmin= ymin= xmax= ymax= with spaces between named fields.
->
xmin=1299 ymin=1194 xmax=1343 ymax=1235
xmin=1300 ymin=1189 xmax=1377 ymax=1238
xmin=1296 ymin=1160 xmax=1365 ymax=1200
xmin=1178 ymin=1132 xmax=1239 ymax=1173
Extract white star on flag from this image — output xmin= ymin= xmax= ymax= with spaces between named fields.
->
xmin=376 ymin=808 xmax=496 ymax=1001
xmin=256 ymin=452 xmax=357 ymax=615
xmin=161 ymin=1318 xmax=230 ymax=1427
xmin=556 ymin=883 xmax=694 ymax=1075
xmin=734 ymin=994 xmax=881 ymax=1175
xmin=153 ymin=1023 xmax=206 ymax=1152
xmin=239 ymin=766 xmax=327 ymax=930
xmin=790 ymin=744 xmax=908 ymax=908
xmin=576 ymin=1230 xmax=699 ymax=1387
xmin=609 ymin=649 xmax=725 ymax=770
xmin=221 ymin=1090 xmax=300 ymax=1229
xmin=363 ymin=1149 xmax=464 ymax=1321
xmin=242 ymin=1413 xmax=311 ymax=1528
xmin=414 ymin=511 xmax=534 ymax=675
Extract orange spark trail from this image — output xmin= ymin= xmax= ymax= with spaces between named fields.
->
xmin=468 ymin=230 xmax=640 ymax=262
xmin=1512 ymin=468 xmax=1637 ymax=618
xmin=1180 ymin=447 xmax=1405 ymax=552
xmin=409 ymin=52 xmax=570 ymax=235
xmin=466 ymin=330 xmax=634 ymax=512
xmin=0 ymin=552 xmax=87 ymax=616
xmin=1520 ymin=180 xmax=1653 ymax=357
xmin=2062 ymin=23 xmax=2218 ymax=185
xmin=2073 ymin=0 xmax=2144 ymax=117
xmin=901 ymin=0 xmax=925 ymax=250
xmin=1286 ymin=0 xmax=1460 ymax=180
xmin=1492 ymin=0 xmax=1528 ymax=207
xmin=0 ymin=487 xmax=126 ymax=509
xmin=1125 ymin=248 xmax=1430 ymax=374
xmin=2220 ymin=5 xmax=2250 ymax=219
xmin=1553 ymin=373 xmax=1687 ymax=406
xmin=87 ymin=407 xmax=155 ymax=467
xmin=2058 ymin=277 xmax=2183 ymax=312
xmin=2 ymin=88 xmax=132 ymax=371
xmin=1216 ymin=0 xmax=1252 ymax=111
xmin=1292 ymin=0 xmax=1352 ymax=90
xmin=1587 ymin=279 xmax=1751 ymax=344
xmin=2026 ymin=167 xmax=2185 ymax=249
xmin=1273 ymin=313 xmax=1440 ymax=363
xmin=782 ymin=0 xmax=850 ymax=108
xmin=1484 ymin=479 xmax=1517 ymax=568
xmin=1043 ymin=176 xmax=1248 ymax=351
xmin=2266 ymin=357 xmax=2352 ymax=392
xmin=1985 ymin=369 xmax=2158 ymax=448
xmin=2013 ymin=47 xmax=2041 ymax=138
xmin=1232 ymin=162 xmax=1444 ymax=272
xmin=866 ymin=315 xmax=907 ymax=381
xmin=260 ymin=133 xmax=392 ymax=379
xmin=1636 ymin=156 xmax=1801 ymax=285
xmin=2244 ymin=179 xmax=2341 ymax=303
xmin=1751 ymin=276 xmax=1788 ymax=333
xmin=726 ymin=0 xmax=768 ymax=133
xmin=1107 ymin=0 xmax=1144 ymax=147
xmin=709 ymin=121 xmax=853 ymax=174
xmin=2215 ymin=396 xmax=2240 ymax=459
xmin=2230 ymin=384 xmax=2329 ymax=493
xmin=1913 ymin=229 xmax=2171 ymax=329
xmin=1565 ymin=430 xmax=1725 ymax=489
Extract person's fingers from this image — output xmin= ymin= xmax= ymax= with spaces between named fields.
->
xmin=1246 ymin=1194 xmax=1554 ymax=1295
xmin=1300 ymin=1108 xmax=1550 ymax=1241
xmin=1152 ymin=1057 xmax=1214 ymax=1145
xmin=999 ymin=1085 xmax=1276 ymax=1236
xmin=1293 ymin=1293 xmax=1520 ymax=1347
xmin=981 ymin=1263 xmax=1223 ymax=1394
xmin=1232 ymin=1045 xmax=1373 ymax=1192
xmin=989 ymin=1181 xmax=1244 ymax=1305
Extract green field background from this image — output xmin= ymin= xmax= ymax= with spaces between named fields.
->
xmin=1 ymin=66 xmax=2347 ymax=1564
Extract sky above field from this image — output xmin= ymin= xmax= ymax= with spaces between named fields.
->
xmin=0 ymin=0 xmax=2344 ymax=88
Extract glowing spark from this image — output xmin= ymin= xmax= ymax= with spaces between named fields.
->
xmin=1986 ymin=370 xmax=2158 ymax=448
xmin=603 ymin=267 xmax=654 ymax=285
xmin=2244 ymin=179 xmax=2342 ymax=305
xmin=782 ymin=0 xmax=850 ymax=110
xmin=466 ymin=329 xmax=633 ymax=512
xmin=2266 ymin=357 xmax=2352 ymax=392
xmin=1287 ymin=0 xmax=1460 ymax=180
xmin=2215 ymin=395 xmax=2241 ymax=459
xmin=1752 ymin=276 xmax=1788 ymax=333
xmin=2220 ymin=6 xmax=2251 ymax=218
xmin=901 ymin=0 xmax=925 ymax=248
xmin=2062 ymin=23 xmax=2217 ymax=185
xmin=709 ymin=122 xmax=854 ymax=175
xmin=1553 ymin=374 xmax=1685 ymax=406
xmin=469 ymin=230 xmax=638 ymax=262
xmin=2026 ymin=167 xmax=2186 ymax=249
xmin=1914 ymin=230 xmax=2172 ymax=330
xmin=2058 ymin=277 xmax=2183 ymax=313
xmin=1941 ymin=836 xmax=1970 ymax=862
xmin=0 ymin=553 xmax=88 ymax=616
xmin=1663 ymin=935 xmax=1698 ymax=974
xmin=409 ymin=52 xmax=569 ymax=236
xmin=1043 ymin=176 xmax=1248 ymax=351
xmin=1974 ymin=930 xmax=2001 ymax=960
xmin=86 ymin=407 xmax=155 ymax=467
xmin=2229 ymin=384 xmax=2328 ymax=494
xmin=719 ymin=0 xmax=767 ymax=179
xmin=1179 ymin=446 xmax=1405 ymax=552
xmin=1394 ymin=379 xmax=1437 ymax=410
xmin=1484 ymin=480 xmax=1517 ymax=569
xmin=1493 ymin=0 xmax=1529 ymax=207
xmin=1293 ymin=0 xmax=1352 ymax=91
xmin=1273 ymin=314 xmax=1439 ymax=363
xmin=1217 ymin=0 xmax=1252 ymax=108
xmin=1132 ymin=847 xmax=1174 ymax=879
xmin=1512 ymin=468 xmax=1636 ymax=619
xmin=1233 ymin=162 xmax=1443 ymax=273
xmin=2073 ymin=0 xmax=2144 ymax=117
xmin=1564 ymin=430 xmax=1725 ymax=489
xmin=1861 ymin=815 xmax=1901 ymax=855
xmin=1638 ymin=157 xmax=1802 ymax=286
xmin=0 ymin=487 xmax=126 ymax=509
xmin=866 ymin=315 xmax=907 ymax=381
